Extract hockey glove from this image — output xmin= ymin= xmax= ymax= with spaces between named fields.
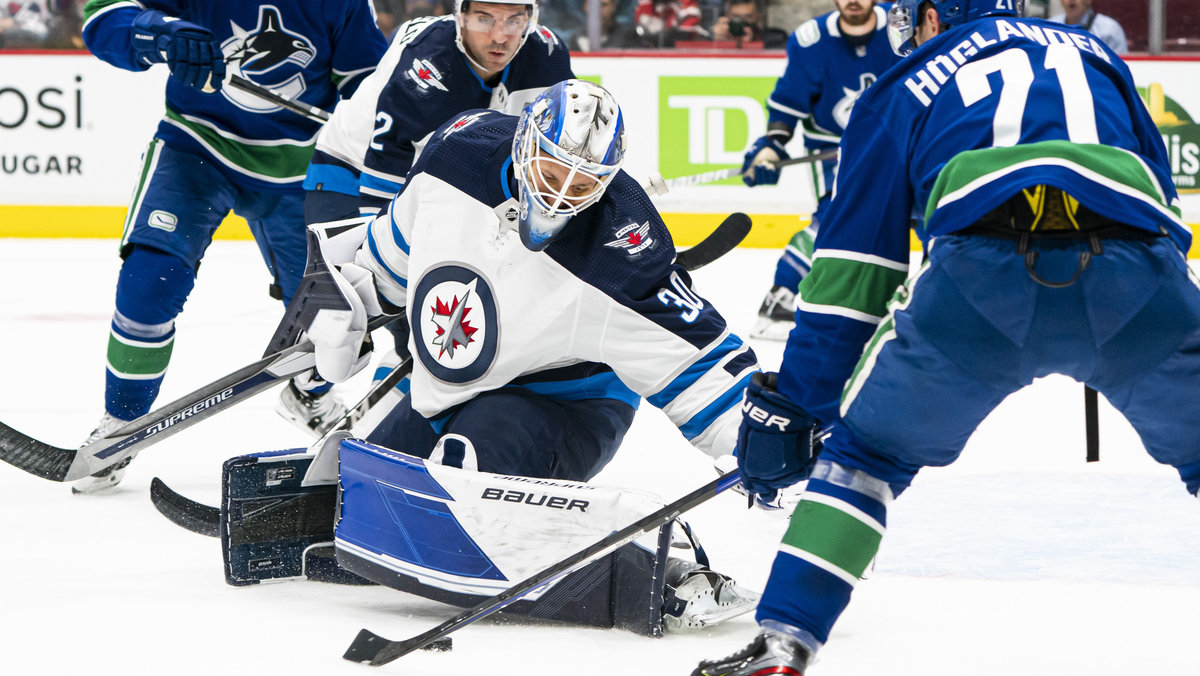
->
xmin=736 ymin=371 xmax=820 ymax=501
xmin=740 ymin=135 xmax=790 ymax=187
xmin=131 ymin=10 xmax=226 ymax=92
xmin=307 ymin=262 xmax=382 ymax=383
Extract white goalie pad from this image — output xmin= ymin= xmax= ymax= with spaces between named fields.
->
xmin=335 ymin=438 xmax=666 ymax=600
xmin=307 ymin=217 xmax=371 ymax=266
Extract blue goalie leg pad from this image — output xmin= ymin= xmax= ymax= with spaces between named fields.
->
xmin=335 ymin=438 xmax=672 ymax=636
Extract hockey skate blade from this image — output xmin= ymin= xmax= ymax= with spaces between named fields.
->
xmin=343 ymin=630 xmax=453 ymax=665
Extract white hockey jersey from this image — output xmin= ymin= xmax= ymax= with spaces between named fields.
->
xmin=354 ymin=110 xmax=758 ymax=458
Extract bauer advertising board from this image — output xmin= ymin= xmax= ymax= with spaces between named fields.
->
xmin=1 ymin=52 xmax=1198 ymax=249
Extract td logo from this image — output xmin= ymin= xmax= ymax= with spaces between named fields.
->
xmin=659 ymin=76 xmax=775 ymax=185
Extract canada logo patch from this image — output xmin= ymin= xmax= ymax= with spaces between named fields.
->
xmin=604 ymin=221 xmax=655 ymax=256
xmin=412 ymin=264 xmax=499 ymax=384
xmin=408 ymin=58 xmax=449 ymax=92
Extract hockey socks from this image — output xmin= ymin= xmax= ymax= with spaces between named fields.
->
xmin=754 ymin=459 xmax=893 ymax=651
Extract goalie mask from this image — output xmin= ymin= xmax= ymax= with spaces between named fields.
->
xmin=887 ymin=0 xmax=1023 ymax=56
xmin=454 ymin=0 xmax=539 ymax=75
xmin=512 ymin=80 xmax=626 ymax=251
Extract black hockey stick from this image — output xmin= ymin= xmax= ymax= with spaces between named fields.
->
xmin=149 ymin=357 xmax=414 ymax=537
xmin=0 ymin=315 xmax=392 ymax=483
xmin=675 ymin=212 xmax=752 ymax=272
xmin=225 ymin=74 xmax=331 ymax=123
xmin=1084 ymin=385 xmax=1099 ymax=462
xmin=342 ymin=469 xmax=744 ymax=666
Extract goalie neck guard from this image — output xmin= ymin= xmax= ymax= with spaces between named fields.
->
xmin=511 ymin=79 xmax=627 ymax=251
xmin=887 ymin=0 xmax=1024 ymax=56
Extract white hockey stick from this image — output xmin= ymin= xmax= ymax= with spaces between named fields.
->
xmin=643 ymin=149 xmax=839 ymax=196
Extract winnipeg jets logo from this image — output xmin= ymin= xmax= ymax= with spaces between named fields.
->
xmin=605 ymin=222 xmax=654 ymax=257
xmin=536 ymin=26 xmax=559 ymax=53
xmin=442 ymin=112 xmax=487 ymax=138
xmin=430 ymin=285 xmax=479 ymax=358
xmin=832 ymin=73 xmax=878 ymax=130
xmin=408 ymin=58 xmax=449 ymax=92
xmin=413 ymin=266 xmax=499 ymax=384
xmin=220 ymin=6 xmax=317 ymax=114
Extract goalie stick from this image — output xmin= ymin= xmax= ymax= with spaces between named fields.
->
xmin=342 ymin=469 xmax=744 ymax=666
xmin=675 ymin=212 xmax=751 ymax=272
xmin=149 ymin=357 xmax=415 ymax=537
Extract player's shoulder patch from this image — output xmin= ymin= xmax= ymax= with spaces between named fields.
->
xmin=394 ymin=14 xmax=451 ymax=49
xmin=794 ymin=18 xmax=821 ymax=47
xmin=530 ymin=24 xmax=562 ymax=55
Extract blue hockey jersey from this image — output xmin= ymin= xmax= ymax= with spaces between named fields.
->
xmin=767 ymin=4 xmax=901 ymax=196
xmin=779 ymin=16 xmax=1188 ymax=422
xmin=353 ymin=110 xmax=757 ymax=457
xmin=82 ymin=0 xmax=386 ymax=191
xmin=304 ymin=16 xmax=573 ymax=213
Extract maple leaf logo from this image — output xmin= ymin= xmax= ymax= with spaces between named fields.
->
xmin=430 ymin=289 xmax=478 ymax=358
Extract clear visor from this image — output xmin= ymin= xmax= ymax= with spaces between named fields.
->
xmin=887 ymin=3 xmax=917 ymax=57
xmin=461 ymin=10 xmax=531 ymax=37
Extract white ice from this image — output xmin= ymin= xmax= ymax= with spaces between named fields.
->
xmin=0 ymin=240 xmax=1197 ymax=675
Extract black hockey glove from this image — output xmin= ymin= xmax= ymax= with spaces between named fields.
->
xmin=132 ymin=10 xmax=226 ymax=92
xmin=736 ymin=371 xmax=820 ymax=501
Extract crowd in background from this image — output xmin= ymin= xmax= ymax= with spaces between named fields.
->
xmin=0 ymin=1 xmax=1196 ymax=54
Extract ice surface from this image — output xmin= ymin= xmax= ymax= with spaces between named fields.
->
xmin=0 ymin=240 xmax=1196 ymax=675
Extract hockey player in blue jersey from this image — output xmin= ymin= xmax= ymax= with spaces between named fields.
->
xmin=696 ymin=0 xmax=1199 ymax=673
xmin=74 ymin=0 xmax=387 ymax=493
xmin=740 ymin=0 xmax=900 ymax=340
xmin=303 ymin=0 xmax=573 ymax=223
xmin=297 ymin=80 xmax=761 ymax=631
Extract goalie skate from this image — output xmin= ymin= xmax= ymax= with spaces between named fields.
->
xmin=692 ymin=630 xmax=811 ymax=676
xmin=750 ymin=284 xmax=796 ymax=341
xmin=275 ymin=380 xmax=348 ymax=437
xmin=662 ymin=559 xmax=760 ymax=632
xmin=71 ymin=413 xmax=135 ymax=495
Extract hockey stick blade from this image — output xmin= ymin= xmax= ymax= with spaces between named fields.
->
xmin=343 ymin=470 xmax=744 ymax=666
xmin=148 ymin=358 xmax=414 ymax=537
xmin=675 ymin=212 xmax=752 ymax=272
xmin=150 ymin=478 xmax=220 ymax=537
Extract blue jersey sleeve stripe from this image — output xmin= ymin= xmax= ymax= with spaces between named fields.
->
xmin=360 ymin=172 xmax=405 ymax=197
xmin=648 ymin=333 xmax=744 ymax=408
xmin=387 ymin=210 xmax=411 ymax=256
xmin=302 ymin=163 xmax=360 ymax=195
xmin=678 ymin=372 xmax=753 ymax=440
xmin=367 ymin=223 xmax=408 ymax=289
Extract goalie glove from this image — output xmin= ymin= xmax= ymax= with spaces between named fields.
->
xmin=307 ymin=262 xmax=382 ymax=383
xmin=131 ymin=10 xmax=226 ymax=92
xmin=740 ymin=135 xmax=790 ymax=187
xmin=735 ymin=371 xmax=820 ymax=502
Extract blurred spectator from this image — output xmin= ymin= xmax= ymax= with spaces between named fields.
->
xmin=1050 ymin=0 xmax=1127 ymax=54
xmin=373 ymin=0 xmax=449 ymax=41
xmin=709 ymin=0 xmax=784 ymax=47
xmin=1 ymin=0 xmax=51 ymax=47
xmin=572 ymin=0 xmax=638 ymax=50
xmin=540 ymin=0 xmax=638 ymax=49
xmin=634 ymin=0 xmax=705 ymax=47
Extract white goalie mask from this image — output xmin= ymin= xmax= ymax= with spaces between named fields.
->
xmin=453 ymin=0 xmax=540 ymax=73
xmin=511 ymin=80 xmax=627 ymax=251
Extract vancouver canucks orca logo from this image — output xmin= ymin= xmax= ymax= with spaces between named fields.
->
xmin=832 ymin=72 xmax=878 ymax=130
xmin=220 ymin=5 xmax=318 ymax=114
xmin=412 ymin=264 xmax=500 ymax=384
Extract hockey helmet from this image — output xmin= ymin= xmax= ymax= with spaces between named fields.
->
xmin=454 ymin=0 xmax=540 ymax=69
xmin=512 ymin=80 xmax=626 ymax=251
xmin=887 ymin=0 xmax=1023 ymax=55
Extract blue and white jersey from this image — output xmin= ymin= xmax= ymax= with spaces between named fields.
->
xmin=355 ymin=110 xmax=757 ymax=458
xmin=82 ymin=0 xmax=386 ymax=192
xmin=305 ymin=16 xmax=573 ymax=215
xmin=779 ymin=16 xmax=1188 ymax=422
xmin=767 ymin=4 xmax=901 ymax=196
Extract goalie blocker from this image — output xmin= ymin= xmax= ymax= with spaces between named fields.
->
xmin=219 ymin=439 xmax=758 ymax=636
